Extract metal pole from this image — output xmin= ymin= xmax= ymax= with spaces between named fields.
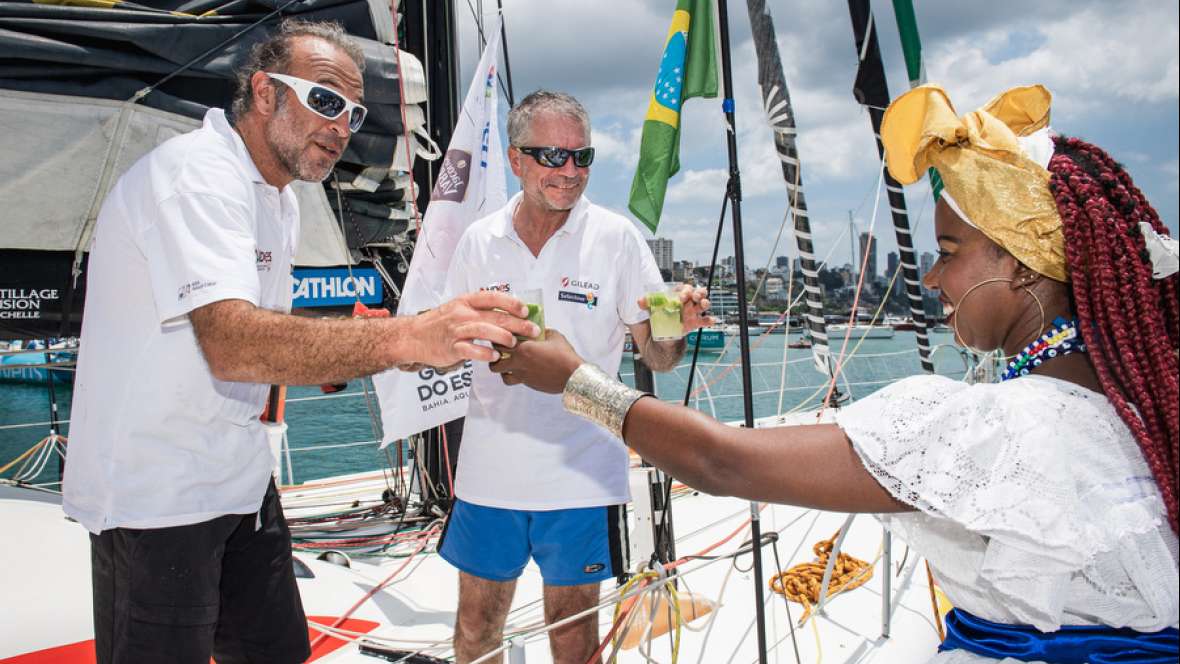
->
xmin=815 ymin=514 xmax=856 ymax=613
xmin=715 ymin=1 xmax=768 ymax=661
xmin=882 ymin=527 xmax=893 ymax=638
xmin=494 ymin=0 xmax=515 ymax=106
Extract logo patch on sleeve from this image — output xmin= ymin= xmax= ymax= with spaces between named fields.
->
xmin=583 ymin=563 xmax=605 ymax=574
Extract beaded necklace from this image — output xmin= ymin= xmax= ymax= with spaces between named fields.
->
xmin=1001 ymin=316 xmax=1087 ymax=382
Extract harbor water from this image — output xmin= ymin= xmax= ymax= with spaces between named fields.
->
xmin=0 ymin=330 xmax=968 ymax=486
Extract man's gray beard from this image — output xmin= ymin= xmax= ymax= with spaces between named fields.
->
xmin=268 ymin=133 xmax=332 ymax=182
xmin=266 ymin=104 xmax=333 ymax=182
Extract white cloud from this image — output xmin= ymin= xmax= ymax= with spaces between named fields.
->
xmin=591 ymin=122 xmax=642 ymax=170
xmin=926 ymin=3 xmax=1179 ymax=116
xmin=666 ymin=168 xmax=727 ymax=204
xmin=457 ymin=0 xmax=1177 ymax=263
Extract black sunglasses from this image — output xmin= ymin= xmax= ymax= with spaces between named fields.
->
xmin=516 ymin=146 xmax=595 ymax=168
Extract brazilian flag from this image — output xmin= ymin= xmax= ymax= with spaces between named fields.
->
xmin=627 ymin=0 xmax=718 ymax=232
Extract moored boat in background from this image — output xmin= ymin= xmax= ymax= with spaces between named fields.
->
xmin=827 ymin=323 xmax=895 ymax=340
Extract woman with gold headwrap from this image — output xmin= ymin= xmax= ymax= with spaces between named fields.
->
xmin=489 ymin=84 xmax=1179 ymax=662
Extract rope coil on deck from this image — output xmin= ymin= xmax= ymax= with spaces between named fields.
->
xmin=769 ymin=529 xmax=874 ymax=624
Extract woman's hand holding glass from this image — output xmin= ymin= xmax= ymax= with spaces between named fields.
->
xmin=489 ymin=329 xmax=584 ymax=393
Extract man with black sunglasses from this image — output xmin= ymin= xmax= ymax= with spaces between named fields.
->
xmin=62 ymin=19 xmax=537 ymax=664
xmin=437 ymin=90 xmax=713 ymax=664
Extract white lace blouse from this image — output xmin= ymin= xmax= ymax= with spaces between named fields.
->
xmin=836 ymin=374 xmax=1179 ymax=653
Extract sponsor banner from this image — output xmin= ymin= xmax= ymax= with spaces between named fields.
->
xmin=373 ymin=19 xmax=507 ymax=447
xmin=0 ymin=250 xmax=86 ymax=340
xmin=0 ymin=287 xmax=61 ymax=320
xmin=292 ymin=268 xmax=383 ymax=308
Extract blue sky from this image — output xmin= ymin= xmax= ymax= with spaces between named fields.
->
xmin=453 ymin=0 xmax=1178 ymax=271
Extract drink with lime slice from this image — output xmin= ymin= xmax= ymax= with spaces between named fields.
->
xmin=646 ymin=286 xmax=684 ymax=341
xmin=517 ymin=289 xmax=545 ymax=341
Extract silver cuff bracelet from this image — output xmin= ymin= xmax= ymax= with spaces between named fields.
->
xmin=562 ymin=363 xmax=648 ymax=439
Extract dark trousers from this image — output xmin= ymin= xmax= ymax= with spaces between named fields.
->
xmin=90 ymin=479 xmax=310 ymax=664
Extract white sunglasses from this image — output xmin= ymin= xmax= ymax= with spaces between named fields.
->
xmin=266 ymin=72 xmax=367 ymax=132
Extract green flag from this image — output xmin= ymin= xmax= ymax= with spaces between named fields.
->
xmin=627 ymin=0 xmax=718 ymax=232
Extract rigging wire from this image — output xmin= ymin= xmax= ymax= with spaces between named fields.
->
xmin=307 ymin=524 xmax=439 ymax=652
xmin=130 ymin=0 xmax=306 ymax=104
xmin=461 ymin=0 xmax=514 ymax=103
xmin=494 ymin=0 xmax=515 ymax=106
xmin=685 ymin=222 xmax=850 ymax=403
xmin=818 ymin=162 xmax=887 ymax=415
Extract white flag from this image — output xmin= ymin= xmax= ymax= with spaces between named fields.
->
xmin=372 ymin=22 xmax=507 ymax=447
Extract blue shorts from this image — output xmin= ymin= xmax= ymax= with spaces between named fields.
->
xmin=438 ymin=499 xmax=626 ymax=586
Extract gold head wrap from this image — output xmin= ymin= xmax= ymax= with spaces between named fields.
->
xmin=881 ymin=84 xmax=1068 ymax=282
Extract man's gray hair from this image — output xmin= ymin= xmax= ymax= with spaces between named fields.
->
xmin=230 ymin=19 xmax=366 ymax=122
xmin=506 ymin=90 xmax=591 ymax=146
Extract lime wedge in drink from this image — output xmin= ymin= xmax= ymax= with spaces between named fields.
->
xmin=518 ymin=303 xmax=545 ymax=341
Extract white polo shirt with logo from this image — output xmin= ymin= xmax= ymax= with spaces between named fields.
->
xmin=63 ymin=108 xmax=299 ymax=534
xmin=444 ymin=193 xmax=663 ymax=510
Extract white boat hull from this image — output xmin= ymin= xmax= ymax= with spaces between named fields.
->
xmin=827 ymin=324 xmax=895 ymax=339
xmin=722 ymin=324 xmax=764 ymax=337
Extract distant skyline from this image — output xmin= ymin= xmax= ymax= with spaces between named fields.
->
xmin=455 ymin=1 xmax=1178 ymax=269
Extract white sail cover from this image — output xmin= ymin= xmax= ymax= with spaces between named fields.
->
xmin=373 ymin=20 xmax=507 ymax=446
xmin=0 ymin=88 xmax=351 ymax=266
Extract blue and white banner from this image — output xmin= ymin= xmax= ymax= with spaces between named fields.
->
xmin=291 ymin=268 xmax=383 ymax=308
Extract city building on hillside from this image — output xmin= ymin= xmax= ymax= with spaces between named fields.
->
xmin=764 ymin=275 xmax=786 ymax=301
xmin=646 ymin=237 xmax=674 ymax=273
xmin=919 ymin=251 xmax=935 ymax=277
xmin=886 ymin=251 xmax=900 ymax=295
xmin=672 ymin=259 xmax=695 ymax=283
xmin=859 ymin=231 xmax=878 ymax=283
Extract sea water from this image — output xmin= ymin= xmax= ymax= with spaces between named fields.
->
xmin=0 ymin=331 xmax=966 ymax=486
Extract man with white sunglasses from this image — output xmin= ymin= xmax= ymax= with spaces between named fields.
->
xmin=63 ymin=19 xmax=536 ymax=664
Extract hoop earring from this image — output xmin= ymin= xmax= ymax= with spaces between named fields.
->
xmin=950 ymin=277 xmax=1048 ymax=356
xmin=1019 ymin=284 xmax=1047 ymax=341
xmin=951 ymin=277 xmax=1011 ymax=351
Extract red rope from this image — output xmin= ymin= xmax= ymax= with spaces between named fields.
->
xmin=308 ymin=525 xmax=438 ymax=652
xmin=818 ymin=226 xmax=878 ymax=418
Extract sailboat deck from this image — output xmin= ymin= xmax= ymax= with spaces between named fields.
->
xmin=3 ymin=466 xmax=943 ymax=663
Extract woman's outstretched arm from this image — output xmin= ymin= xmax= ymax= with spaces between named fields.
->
xmin=620 ymin=397 xmax=908 ymax=512
xmin=491 ymin=330 xmax=910 ymax=514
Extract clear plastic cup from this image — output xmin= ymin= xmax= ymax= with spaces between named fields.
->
xmin=645 ymin=283 xmax=684 ymax=341
xmin=515 ymin=288 xmax=545 ymax=341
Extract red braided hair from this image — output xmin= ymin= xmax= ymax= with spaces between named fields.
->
xmin=1049 ymin=136 xmax=1180 ymax=533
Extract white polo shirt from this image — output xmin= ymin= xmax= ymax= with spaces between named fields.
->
xmin=63 ymin=108 xmax=299 ymax=534
xmin=444 ymin=193 xmax=663 ymax=510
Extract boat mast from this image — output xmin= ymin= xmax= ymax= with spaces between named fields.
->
xmin=715 ymin=1 xmax=770 ymax=661
xmin=745 ymin=0 xmax=834 ymax=378
xmin=845 ymin=0 xmax=934 ymax=373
